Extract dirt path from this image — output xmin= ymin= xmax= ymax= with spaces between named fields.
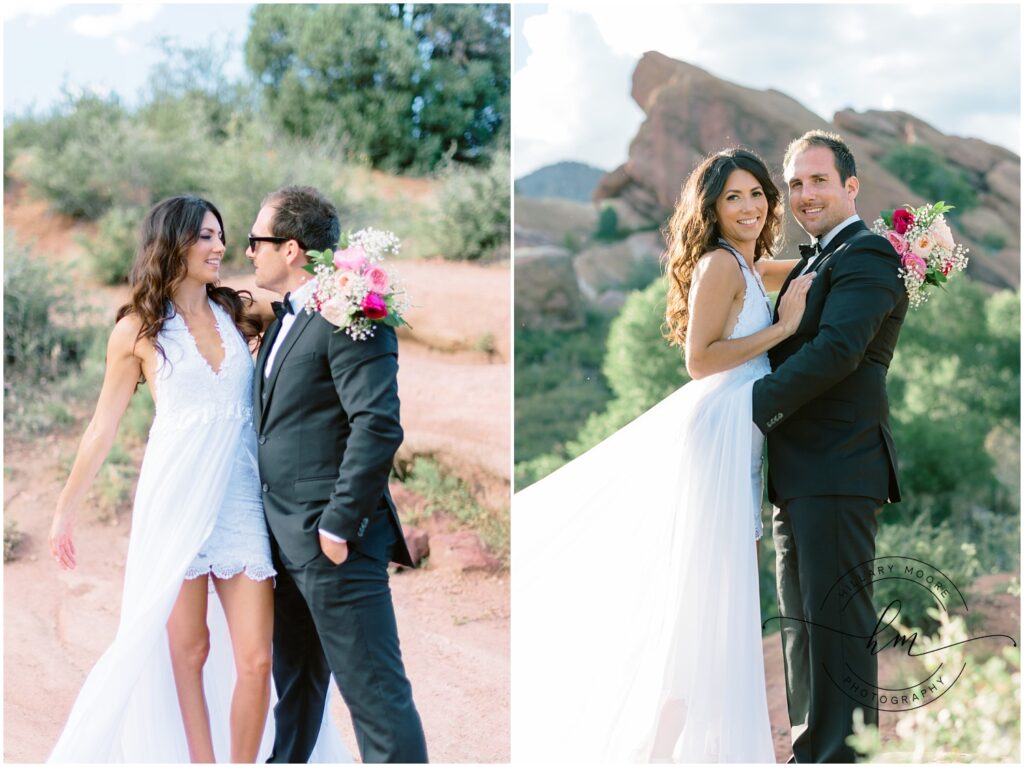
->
xmin=3 ymin=437 xmax=509 ymax=763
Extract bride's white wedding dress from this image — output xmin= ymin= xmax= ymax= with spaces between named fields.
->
xmin=49 ymin=299 xmax=351 ymax=763
xmin=514 ymin=243 xmax=775 ymax=763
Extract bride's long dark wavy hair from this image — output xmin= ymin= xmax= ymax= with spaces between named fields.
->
xmin=116 ymin=195 xmax=261 ymax=366
xmin=663 ymin=148 xmax=783 ymax=348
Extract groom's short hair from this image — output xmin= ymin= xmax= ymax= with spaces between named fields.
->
xmin=263 ymin=185 xmax=340 ymax=253
xmin=784 ymin=130 xmax=857 ymax=184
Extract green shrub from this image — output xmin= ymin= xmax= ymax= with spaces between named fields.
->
xmin=4 ymin=520 xmax=24 ymax=563
xmin=981 ymin=231 xmax=1007 ymax=252
xmin=434 ymin=151 xmax=510 ymax=261
xmin=514 ymin=309 xmax=613 ymax=469
xmin=595 ymin=205 xmax=620 ymax=241
xmin=880 ymin=144 xmax=978 ymax=213
xmin=848 ymin=612 xmax=1019 ymax=762
xmin=200 ymin=123 xmax=350 ymax=264
xmin=874 ymin=509 xmax=1019 ymax=632
xmin=80 ymin=205 xmax=144 ymax=285
xmin=601 ymin=277 xmax=687 ymax=413
xmin=3 ymin=238 xmax=91 ymax=382
xmin=402 ymin=456 xmax=509 ymax=564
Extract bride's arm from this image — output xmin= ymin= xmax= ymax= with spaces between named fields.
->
xmin=686 ymin=251 xmax=814 ymax=380
xmin=49 ymin=317 xmax=144 ymax=569
xmin=756 ymin=257 xmax=801 ymax=293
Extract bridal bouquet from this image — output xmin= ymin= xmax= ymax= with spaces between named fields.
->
xmin=302 ymin=228 xmax=410 ymax=340
xmin=872 ymin=201 xmax=969 ymax=309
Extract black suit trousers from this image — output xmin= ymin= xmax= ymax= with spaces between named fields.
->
xmin=267 ymin=541 xmax=428 ymax=764
xmin=773 ymin=496 xmax=880 ymax=763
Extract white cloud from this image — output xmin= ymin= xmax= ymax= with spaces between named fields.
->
xmin=72 ymin=4 xmax=161 ymax=38
xmin=514 ymin=8 xmax=644 ymax=176
xmin=515 ymin=3 xmax=1020 ymax=174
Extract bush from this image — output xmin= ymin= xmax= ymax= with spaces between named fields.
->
xmin=848 ymin=612 xmax=1019 ymax=762
xmin=601 ymin=277 xmax=687 ymax=413
xmin=15 ymin=92 xmax=130 ymax=218
xmin=981 ymin=231 xmax=1007 ymax=252
xmin=874 ymin=509 xmax=1019 ymax=632
xmin=80 ymin=205 xmax=144 ymax=285
xmin=199 ymin=123 xmax=350 ymax=264
xmin=402 ymin=456 xmax=509 ymax=564
xmin=514 ymin=309 xmax=613 ymax=469
xmin=3 ymin=238 xmax=92 ymax=382
xmin=595 ymin=205 xmax=620 ymax=241
xmin=880 ymin=144 xmax=978 ymax=213
xmin=887 ymin=280 xmax=1019 ymax=521
xmin=4 ymin=520 xmax=24 ymax=562
xmin=434 ymin=151 xmax=510 ymax=260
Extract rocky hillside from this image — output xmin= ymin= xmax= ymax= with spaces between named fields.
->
xmin=592 ymin=51 xmax=1019 ymax=289
xmin=515 ymin=161 xmax=607 ymax=203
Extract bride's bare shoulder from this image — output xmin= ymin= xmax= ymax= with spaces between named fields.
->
xmin=693 ymin=247 xmax=742 ymax=281
xmin=110 ymin=313 xmax=155 ymax=361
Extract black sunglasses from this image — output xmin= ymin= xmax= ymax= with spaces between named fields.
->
xmin=248 ymin=234 xmax=307 ymax=252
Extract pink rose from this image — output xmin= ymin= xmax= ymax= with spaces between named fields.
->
xmin=333 ymin=245 xmax=368 ymax=273
xmin=364 ymin=264 xmax=390 ymax=294
xmin=885 ymin=230 xmax=909 ymax=255
xmin=333 ymin=270 xmax=356 ymax=291
xmin=320 ymin=296 xmax=350 ymax=327
xmin=910 ymin=232 xmax=933 ymax=259
xmin=929 ymin=217 xmax=955 ymax=251
xmin=361 ymin=292 xmax=388 ymax=320
xmin=892 ymin=208 xmax=915 ymax=235
xmin=901 ymin=253 xmax=927 ymax=279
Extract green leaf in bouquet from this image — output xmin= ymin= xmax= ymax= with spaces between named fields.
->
xmin=302 ymin=263 xmax=317 ymax=274
xmin=880 ymin=209 xmax=895 ymax=228
xmin=337 ymin=231 xmax=350 ymax=250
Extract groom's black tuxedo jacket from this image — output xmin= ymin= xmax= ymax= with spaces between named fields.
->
xmin=254 ymin=310 xmax=414 ymax=568
xmin=752 ymin=220 xmax=909 ymax=505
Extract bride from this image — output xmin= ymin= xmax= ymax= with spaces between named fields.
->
xmin=47 ymin=195 xmax=349 ymax=763
xmin=514 ymin=148 xmax=812 ymax=762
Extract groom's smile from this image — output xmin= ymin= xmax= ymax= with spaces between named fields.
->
xmin=785 ymin=145 xmax=858 ymax=238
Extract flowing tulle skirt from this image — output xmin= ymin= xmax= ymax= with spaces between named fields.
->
xmin=513 ymin=369 xmax=773 ymax=763
xmin=49 ymin=418 xmax=350 ymax=763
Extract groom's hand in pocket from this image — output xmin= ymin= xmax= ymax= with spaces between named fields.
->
xmin=319 ymin=531 xmax=349 ymax=565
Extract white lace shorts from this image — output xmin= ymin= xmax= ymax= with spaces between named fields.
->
xmin=184 ymin=438 xmax=276 ymax=583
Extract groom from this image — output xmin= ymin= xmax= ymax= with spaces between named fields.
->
xmin=752 ymin=131 xmax=908 ymax=762
xmin=248 ymin=185 xmax=428 ymax=763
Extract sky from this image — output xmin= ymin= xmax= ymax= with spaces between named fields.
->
xmin=4 ymin=2 xmax=255 ymax=117
xmin=514 ymin=2 xmax=1022 ymax=177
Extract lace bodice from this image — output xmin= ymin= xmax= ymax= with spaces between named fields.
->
xmin=151 ymin=299 xmax=254 ymax=434
xmin=720 ymin=240 xmax=772 ymax=381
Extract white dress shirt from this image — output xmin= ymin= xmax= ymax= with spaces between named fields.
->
xmin=801 ymin=214 xmax=861 ymax=275
xmin=264 ymin=278 xmax=317 ymax=378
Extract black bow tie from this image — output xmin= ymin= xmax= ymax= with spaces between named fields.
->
xmin=271 ymin=292 xmax=295 ymax=321
xmin=798 ymin=243 xmax=822 ymax=260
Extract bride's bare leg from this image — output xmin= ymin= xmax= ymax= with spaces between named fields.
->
xmin=214 ymin=573 xmax=274 ymax=763
xmin=650 ymin=698 xmax=687 ymax=760
xmin=167 ymin=577 xmax=215 ymax=763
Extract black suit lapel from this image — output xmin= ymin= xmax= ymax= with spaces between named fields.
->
xmin=259 ymin=311 xmax=316 ymax=430
xmin=773 ymin=220 xmax=869 ymax=321
xmin=254 ymin=319 xmax=281 ymax=423
xmin=810 ymin=219 xmax=868 ymax=275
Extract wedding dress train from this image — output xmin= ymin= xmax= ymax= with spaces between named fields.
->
xmin=49 ymin=299 xmax=350 ymax=763
xmin=514 ymin=243 xmax=775 ymax=763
